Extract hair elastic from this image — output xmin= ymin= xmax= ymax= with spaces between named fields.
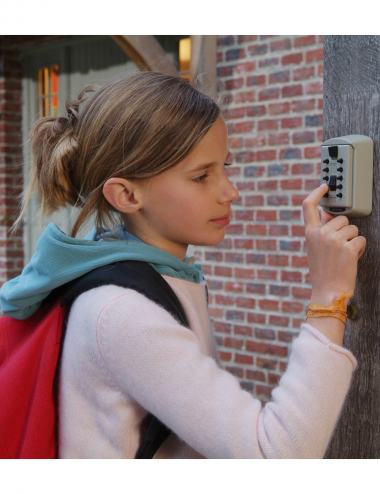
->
xmin=306 ymin=290 xmax=354 ymax=323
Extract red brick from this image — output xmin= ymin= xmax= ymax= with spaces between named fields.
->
xmin=292 ymin=225 xmax=305 ymax=236
xmin=246 ymin=369 xmax=266 ymax=381
xmin=236 ymin=181 xmax=255 ymax=191
xmin=245 ymin=195 xmax=264 ymax=207
xmin=235 ymin=61 xmax=256 ymax=73
xmin=318 ymin=64 xmax=323 ymax=77
xmin=269 ymin=315 xmax=290 ymax=327
xmin=225 ymin=107 xmax=245 ymax=120
xmin=270 ymin=39 xmax=291 ymax=52
xmin=213 ymin=322 xmax=233 ymax=334
xmin=226 ymin=48 xmax=246 ymax=61
xmin=244 ymin=135 xmax=266 ymax=147
xmin=215 ymin=294 xmax=235 ymax=305
xmin=234 ymin=267 xmax=255 ymax=279
xmin=291 ymin=163 xmax=314 ymax=175
xmin=256 ymin=239 xmax=276 ymax=251
xmin=226 ymin=366 xmax=244 ymax=378
xmin=278 ymin=331 xmax=298 ymax=343
xmin=280 ymin=209 xmax=301 ymax=221
xmin=237 ymin=35 xmax=258 ymax=44
xmin=256 ymin=357 xmax=277 ymax=370
xmin=234 ymin=121 xmax=255 ymax=133
xmin=258 ymin=88 xmax=280 ymax=101
xmin=293 ymin=66 xmax=315 ymax=81
xmin=246 ymin=283 xmax=266 ymax=295
xmin=292 ymin=287 xmax=312 ymax=299
xmin=269 ymin=224 xmax=288 ymax=236
xmin=259 ymin=57 xmax=279 ymax=68
xmin=280 ymin=179 xmax=302 ymax=190
xmin=268 ymin=255 xmax=288 ymax=267
xmin=279 ymin=240 xmax=301 ymax=251
xmin=246 ymin=224 xmax=267 ymax=235
xmin=282 ymin=85 xmax=303 ymax=98
xmin=214 ymin=266 xmax=232 ymax=277
xmin=292 ymin=318 xmax=304 ymax=329
xmin=268 ymin=373 xmax=281 ymax=385
xmin=246 ymin=105 xmax=267 ymax=117
xmin=258 ymin=119 xmax=279 ymax=131
xmin=268 ymin=102 xmax=290 ymax=115
xmin=235 ymin=151 xmax=255 ymax=163
xmin=269 ymin=70 xmax=290 ymax=84
xmin=248 ymin=44 xmax=268 ymax=56
xmin=226 ymin=252 xmax=244 ymax=263
xmin=280 ymin=361 xmax=288 ymax=372
xmin=236 ymin=296 xmax=256 ymax=309
xmin=234 ymin=210 xmax=254 ymax=222
xmin=218 ymin=351 xmax=232 ymax=362
xmin=282 ymin=301 xmax=305 ymax=314
xmin=306 ymin=48 xmax=323 ymax=63
xmin=224 ymin=337 xmax=244 ymax=349
xmin=257 ymin=150 xmax=277 ymax=162
xmin=291 ymin=99 xmax=315 ymax=112
xmin=292 ymin=194 xmax=308 ymax=205
xmin=257 ymin=269 xmax=277 ymax=280
xmin=234 ymin=238 xmax=253 ymax=249
xmin=258 ymin=179 xmax=277 ymax=190
xmin=255 ymin=327 xmax=275 ymax=340
xmin=256 ymin=210 xmax=277 ymax=222
xmin=206 ymin=251 xmax=223 ymax=262
xmin=282 ymin=53 xmax=303 ymax=65
xmin=259 ymin=299 xmax=279 ymax=311
xmin=234 ymin=325 xmax=253 ymax=337
xmin=235 ymin=353 xmax=254 ymax=365
xmin=294 ymin=35 xmax=316 ymax=47
xmin=247 ymin=341 xmax=288 ymax=357
xmin=225 ymin=282 xmax=244 ymax=293
xmin=318 ymin=98 xmax=323 ymax=110
xmin=247 ymin=312 xmax=266 ymax=324
xmin=209 ymin=307 xmax=224 ymax=318
xmin=218 ymin=65 xmax=234 ymax=77
xmin=247 ymin=75 xmax=266 ymax=86
xmin=246 ymin=254 xmax=266 ymax=265
xmin=304 ymin=146 xmax=321 ymax=159
xmin=281 ymin=117 xmax=302 ymax=129
xmin=268 ymin=132 xmax=289 ymax=145
xmin=291 ymin=256 xmax=308 ymax=268
xmin=235 ymin=91 xmax=256 ymax=103
xmin=306 ymin=81 xmax=323 ymax=94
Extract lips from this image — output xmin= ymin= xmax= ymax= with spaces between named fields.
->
xmin=210 ymin=214 xmax=231 ymax=227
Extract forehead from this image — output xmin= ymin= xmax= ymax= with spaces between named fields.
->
xmin=177 ymin=117 xmax=228 ymax=170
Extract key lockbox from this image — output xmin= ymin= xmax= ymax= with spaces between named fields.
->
xmin=320 ymin=135 xmax=374 ymax=218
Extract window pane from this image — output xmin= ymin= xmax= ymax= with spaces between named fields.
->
xmin=37 ymin=65 xmax=59 ymax=117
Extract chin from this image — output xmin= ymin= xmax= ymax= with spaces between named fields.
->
xmin=192 ymin=231 xmax=226 ymax=247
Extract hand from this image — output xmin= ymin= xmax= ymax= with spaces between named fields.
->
xmin=302 ymin=183 xmax=366 ymax=307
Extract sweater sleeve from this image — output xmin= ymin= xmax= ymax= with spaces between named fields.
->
xmin=94 ymin=288 xmax=356 ymax=459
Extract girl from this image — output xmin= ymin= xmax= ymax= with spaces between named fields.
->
xmin=0 ymin=72 xmax=365 ymax=459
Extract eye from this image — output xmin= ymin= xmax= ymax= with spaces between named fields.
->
xmin=193 ymin=173 xmax=209 ymax=183
xmin=224 ymin=162 xmax=232 ymax=168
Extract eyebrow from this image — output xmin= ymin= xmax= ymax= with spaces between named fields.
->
xmin=189 ymin=150 xmax=231 ymax=173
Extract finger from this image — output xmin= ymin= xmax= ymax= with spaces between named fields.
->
xmin=335 ymin=224 xmax=359 ymax=242
xmin=348 ymin=235 xmax=366 ymax=258
xmin=321 ymin=214 xmax=349 ymax=233
xmin=319 ymin=208 xmax=335 ymax=225
xmin=302 ymin=184 xmax=329 ymax=229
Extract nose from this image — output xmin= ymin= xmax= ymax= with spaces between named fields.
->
xmin=220 ymin=175 xmax=239 ymax=204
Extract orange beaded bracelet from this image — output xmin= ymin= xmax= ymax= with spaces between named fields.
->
xmin=306 ymin=290 xmax=354 ymax=324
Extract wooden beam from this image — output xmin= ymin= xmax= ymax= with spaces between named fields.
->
xmin=190 ymin=35 xmax=217 ymax=94
xmin=323 ymin=35 xmax=380 ymax=459
xmin=111 ymin=35 xmax=178 ymax=76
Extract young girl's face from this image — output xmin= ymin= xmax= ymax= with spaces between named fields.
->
xmin=128 ymin=116 xmax=239 ymax=259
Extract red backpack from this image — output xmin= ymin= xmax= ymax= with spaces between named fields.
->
xmin=0 ymin=261 xmax=189 ymax=459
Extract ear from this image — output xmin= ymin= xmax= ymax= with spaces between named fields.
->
xmin=102 ymin=177 xmax=142 ymax=214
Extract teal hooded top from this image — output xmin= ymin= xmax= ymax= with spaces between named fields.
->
xmin=0 ymin=223 xmax=203 ymax=320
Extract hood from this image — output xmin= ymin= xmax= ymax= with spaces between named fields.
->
xmin=0 ymin=223 xmax=203 ymax=320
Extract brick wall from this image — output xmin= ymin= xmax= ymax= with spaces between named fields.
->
xmin=195 ymin=35 xmax=324 ymax=401
xmin=0 ymin=41 xmax=23 ymax=290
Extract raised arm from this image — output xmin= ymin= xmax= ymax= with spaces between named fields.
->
xmin=302 ymin=183 xmax=366 ymax=345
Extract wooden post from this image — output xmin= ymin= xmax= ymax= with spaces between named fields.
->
xmin=190 ymin=35 xmax=217 ymax=95
xmin=111 ymin=35 xmax=178 ymax=76
xmin=323 ymin=36 xmax=380 ymax=458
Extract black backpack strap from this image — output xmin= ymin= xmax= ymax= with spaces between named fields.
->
xmin=61 ymin=260 xmax=190 ymax=459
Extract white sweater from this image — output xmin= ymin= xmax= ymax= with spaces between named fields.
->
xmin=58 ymin=276 xmax=357 ymax=459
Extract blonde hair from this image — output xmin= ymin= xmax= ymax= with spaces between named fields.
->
xmin=17 ymin=72 xmax=220 ymax=237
